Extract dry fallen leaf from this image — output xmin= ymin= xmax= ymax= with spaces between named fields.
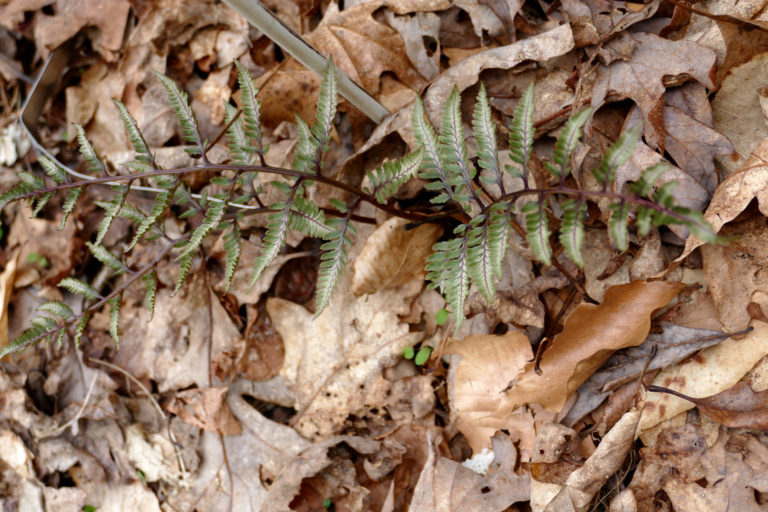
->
xmin=506 ymin=281 xmax=683 ymax=413
xmin=0 ymin=254 xmax=18 ymax=351
xmin=640 ymin=320 xmax=768 ymax=431
xmin=352 ymin=217 xmax=442 ymax=296
xmin=164 ymin=387 xmax=241 ymax=435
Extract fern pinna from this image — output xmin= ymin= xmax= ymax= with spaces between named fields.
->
xmin=0 ymin=61 xmax=715 ymax=357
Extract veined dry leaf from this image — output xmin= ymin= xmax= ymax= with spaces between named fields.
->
xmin=444 ymin=331 xmax=535 ymax=454
xmin=592 ymin=32 xmax=716 ymax=151
xmin=352 ymin=217 xmax=442 ymax=296
xmin=650 ymin=379 xmax=768 ymax=430
xmin=640 ymin=321 xmax=768 ymax=431
xmin=409 ymin=430 xmax=530 ymax=511
xmin=267 ymin=270 xmax=422 ymax=438
xmin=506 ymin=281 xmax=683 ymax=413
xmin=164 ymin=387 xmax=241 ymax=435
xmin=538 ymin=410 xmax=641 ymax=512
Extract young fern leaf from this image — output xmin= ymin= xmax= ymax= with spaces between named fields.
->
xmin=522 ymin=200 xmax=552 ymax=266
xmin=251 ymin=199 xmax=294 ymax=287
xmin=289 ymin=196 xmax=334 ymax=238
xmin=314 ymin=217 xmax=354 ymax=316
xmin=61 ymin=187 xmax=84 ymax=229
xmin=607 ymin=201 xmax=631 ymax=251
xmin=438 ymin=86 xmax=477 ymax=208
xmin=59 ymin=277 xmax=101 ymax=300
xmin=225 ymin=103 xmax=249 ymax=165
xmin=222 ymin=223 xmax=241 ymax=292
xmin=508 ymin=82 xmax=535 ymax=183
xmin=113 ymin=99 xmax=153 ymax=169
xmin=467 ymin=217 xmax=498 ymax=303
xmin=108 ymin=295 xmax=121 ymax=346
xmin=178 ymin=198 xmax=226 ymax=259
xmin=95 ymin=186 xmax=129 ymax=245
xmin=73 ymin=313 xmax=90 ymax=350
xmin=174 ymin=252 xmax=195 ymax=295
xmin=311 ymin=58 xmax=338 ymax=166
xmin=234 ymin=61 xmax=264 ymax=157
xmin=559 ymin=199 xmax=587 ymax=267
xmin=38 ymin=301 xmax=74 ymax=320
xmin=128 ymin=184 xmax=176 ymax=250
xmin=142 ymin=270 xmax=158 ymax=320
xmin=368 ymin=148 xmax=424 ymax=203
xmin=546 ymin=107 xmax=592 ymax=181
xmin=39 ymin=155 xmax=67 ymax=184
xmin=86 ymin=242 xmax=126 ymax=275
xmin=293 ymin=116 xmax=318 ymax=173
xmin=413 ymin=98 xmax=452 ymax=203
xmin=74 ymin=124 xmax=106 ymax=175
xmin=426 ymin=229 xmax=471 ymax=332
xmin=153 ymin=72 xmax=204 ymax=155
xmin=593 ymin=125 xmax=640 ymax=185
xmin=0 ymin=323 xmax=50 ymax=359
xmin=472 ymin=83 xmax=502 ymax=191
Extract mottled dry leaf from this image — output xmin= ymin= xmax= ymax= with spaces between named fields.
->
xmin=506 ymin=281 xmax=683 ymax=412
xmin=352 ymin=217 xmax=442 ymax=296
xmin=33 ymin=0 xmax=130 ymax=55
xmin=164 ymin=387 xmax=241 ymax=435
xmin=640 ymin=321 xmax=768 ymax=431
xmin=564 ymin=322 xmax=731 ymax=426
xmin=592 ymin=32 xmax=716 ymax=150
xmin=562 ymin=0 xmax=658 ymax=44
xmin=267 ymin=269 xmax=421 ymax=438
xmin=424 ymin=24 xmax=574 ymax=124
xmin=539 ymin=410 xmax=641 ymax=512
xmin=409 ymin=430 xmax=530 ymax=511
xmin=444 ymin=331 xmax=534 ymax=454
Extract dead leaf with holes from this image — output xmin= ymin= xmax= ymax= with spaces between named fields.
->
xmin=591 ymin=32 xmax=716 ymax=151
xmin=352 ymin=217 xmax=442 ymax=296
xmin=506 ymin=281 xmax=683 ymax=413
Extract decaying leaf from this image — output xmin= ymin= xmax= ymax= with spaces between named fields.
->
xmin=164 ymin=387 xmax=241 ymax=435
xmin=352 ymin=217 xmax=442 ymax=296
xmin=506 ymin=281 xmax=683 ymax=413
xmin=640 ymin=321 xmax=768 ymax=431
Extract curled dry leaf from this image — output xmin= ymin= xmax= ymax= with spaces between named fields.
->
xmin=506 ymin=281 xmax=683 ymax=413
xmin=640 ymin=320 xmax=768 ymax=431
xmin=444 ymin=331 xmax=535 ymax=455
xmin=352 ymin=217 xmax=442 ymax=296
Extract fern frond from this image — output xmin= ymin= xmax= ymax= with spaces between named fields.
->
xmin=0 ymin=183 xmax=32 ymax=210
xmin=593 ymin=125 xmax=640 ymax=185
xmin=546 ymin=107 xmax=591 ymax=181
xmin=508 ymin=82 xmax=535 ymax=184
xmin=0 ymin=323 xmax=50 ymax=359
xmin=153 ymin=72 xmax=204 ymax=154
xmin=129 ymin=182 xmax=177 ymax=250
xmin=426 ymin=228 xmax=470 ymax=332
xmin=61 ymin=186 xmax=84 ymax=229
xmin=472 ymin=83 xmax=501 ymax=190
xmin=142 ymin=270 xmax=158 ymax=320
xmin=73 ymin=312 xmax=89 ymax=350
xmin=178 ymin=198 xmax=226 ymax=259
xmin=58 ymin=277 xmax=101 ymax=300
xmin=174 ymin=252 xmax=194 ymax=295
xmin=113 ymin=100 xmax=153 ymax=166
xmin=225 ymin=104 xmax=250 ymax=165
xmin=522 ymin=200 xmax=552 ymax=266
xmin=467 ymin=203 xmax=509 ymax=302
xmin=438 ymin=86 xmax=477 ymax=208
xmin=413 ymin=98 xmax=452 ymax=204
xmin=108 ymin=295 xmax=121 ymax=346
xmin=86 ymin=242 xmax=127 ymax=275
xmin=607 ymin=201 xmax=630 ymax=251
xmin=234 ymin=61 xmax=263 ymax=155
xmin=222 ymin=223 xmax=241 ymax=293
xmin=74 ymin=124 xmax=106 ymax=175
xmin=293 ymin=115 xmax=318 ymax=173
xmin=38 ymin=155 xmax=67 ymax=184
xmin=314 ymin=217 xmax=354 ymax=316
xmin=310 ymin=57 xmax=338 ymax=164
xmin=30 ymin=192 xmax=53 ymax=217
xmin=38 ymin=301 xmax=74 ymax=320
xmin=290 ymin=196 xmax=334 ymax=238
xmin=630 ymin=163 xmax=670 ymax=198
xmin=368 ymin=148 xmax=424 ymax=203
xmin=559 ymin=199 xmax=586 ymax=267
xmin=251 ymin=199 xmax=294 ymax=286
xmin=95 ymin=185 xmax=128 ymax=245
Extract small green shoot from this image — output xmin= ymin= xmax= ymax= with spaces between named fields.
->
xmin=27 ymin=252 xmax=49 ymax=268
xmin=414 ymin=346 xmax=432 ymax=366
xmin=435 ymin=308 xmax=449 ymax=326
xmin=82 ymin=506 xmax=97 ymax=512
xmin=403 ymin=346 xmax=415 ymax=360
xmin=322 ymin=498 xmax=332 ymax=508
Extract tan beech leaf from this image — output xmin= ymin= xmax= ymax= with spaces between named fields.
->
xmin=540 ymin=410 xmax=641 ymax=512
xmin=640 ymin=320 xmax=768 ymax=431
xmin=267 ymin=270 xmax=421 ymax=438
xmin=650 ymin=379 xmax=768 ymax=430
xmin=164 ymin=387 xmax=241 ymax=435
xmin=444 ymin=331 xmax=534 ymax=454
xmin=409 ymin=430 xmax=530 ymax=512
xmin=424 ymin=24 xmax=574 ymax=125
xmin=592 ymin=32 xmax=716 ymax=151
xmin=679 ymin=136 xmax=768 ymax=260
xmin=352 ymin=217 xmax=442 ymax=296
xmin=506 ymin=281 xmax=683 ymax=413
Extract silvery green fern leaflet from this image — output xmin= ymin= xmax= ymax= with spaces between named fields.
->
xmin=0 ymin=60 xmax=717 ymax=357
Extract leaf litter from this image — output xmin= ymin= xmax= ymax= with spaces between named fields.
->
xmin=2 ymin=0 xmax=768 ymax=510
